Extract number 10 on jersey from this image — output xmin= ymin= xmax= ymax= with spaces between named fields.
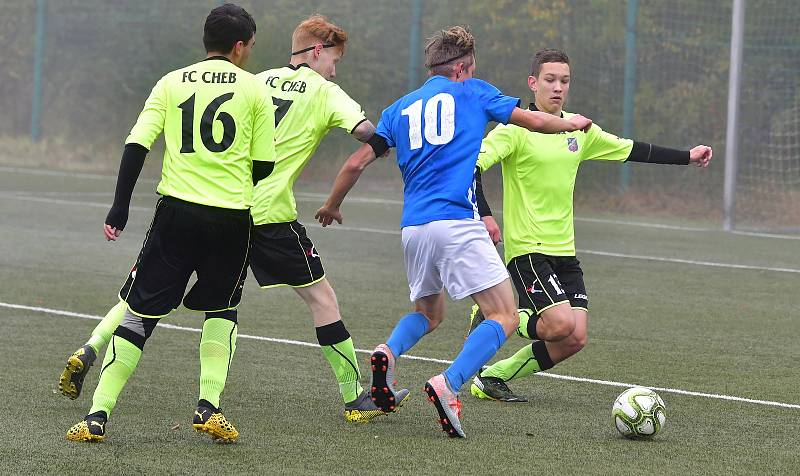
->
xmin=401 ymin=93 xmax=455 ymax=150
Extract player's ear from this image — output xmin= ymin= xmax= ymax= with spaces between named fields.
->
xmin=528 ymin=75 xmax=537 ymax=93
xmin=233 ymin=40 xmax=244 ymax=57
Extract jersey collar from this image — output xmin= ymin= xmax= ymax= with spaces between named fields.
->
xmin=528 ymin=102 xmax=564 ymax=118
xmin=204 ymin=55 xmax=233 ymax=63
xmin=287 ymin=63 xmax=310 ymax=70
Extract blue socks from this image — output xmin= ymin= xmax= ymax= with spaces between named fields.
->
xmin=386 ymin=313 xmax=507 ymax=393
xmin=444 ymin=319 xmax=506 ymax=392
xmin=387 ymin=312 xmax=429 ymax=357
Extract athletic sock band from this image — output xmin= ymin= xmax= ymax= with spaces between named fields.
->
xmin=315 ymin=320 xmax=351 ymax=346
xmin=531 ymin=340 xmax=555 ymax=371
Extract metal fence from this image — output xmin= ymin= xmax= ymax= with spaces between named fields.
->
xmin=1 ymin=0 xmax=798 ymax=232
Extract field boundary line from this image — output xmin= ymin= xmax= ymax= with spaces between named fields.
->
xmin=2 ymin=192 xmax=798 ymax=274
xmin=3 ymin=301 xmax=799 ymax=411
xmin=3 ymin=166 xmax=798 ymax=239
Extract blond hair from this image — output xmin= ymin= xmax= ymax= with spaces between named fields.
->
xmin=292 ymin=14 xmax=348 ymax=54
xmin=424 ymin=26 xmax=475 ymax=76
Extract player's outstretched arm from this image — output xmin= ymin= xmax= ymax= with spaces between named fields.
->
xmin=509 ymin=107 xmax=592 ymax=134
xmin=315 ymin=142 xmax=380 ymax=227
xmin=104 ymin=143 xmax=148 ymax=241
xmin=626 ymin=143 xmax=713 ymax=168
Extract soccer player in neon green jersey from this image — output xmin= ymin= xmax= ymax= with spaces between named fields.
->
xmin=58 ymin=13 xmax=408 ymax=424
xmin=248 ymin=14 xmax=408 ymax=421
xmin=64 ymin=4 xmax=275 ymax=442
xmin=468 ymin=48 xmax=713 ymax=402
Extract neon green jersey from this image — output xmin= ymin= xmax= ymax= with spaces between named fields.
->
xmin=126 ymin=57 xmax=275 ymax=210
xmin=478 ymin=109 xmax=633 ymax=261
xmin=251 ymin=64 xmax=366 ymax=224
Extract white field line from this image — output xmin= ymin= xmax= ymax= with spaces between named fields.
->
xmin=1 ymin=192 xmax=798 ymax=274
xmin=4 ymin=166 xmax=799 ymax=239
xmin=295 ymin=192 xmax=800 ymax=239
xmin=2 ymin=300 xmax=798 ymax=411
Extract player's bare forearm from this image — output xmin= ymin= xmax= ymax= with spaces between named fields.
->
xmin=509 ymin=108 xmax=592 ymax=134
xmin=316 ymin=143 xmax=377 ymax=226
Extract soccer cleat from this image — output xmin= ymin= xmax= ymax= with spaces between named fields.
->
xmin=424 ymin=374 xmax=465 ymax=438
xmin=470 ymin=374 xmax=528 ymax=402
xmin=369 ymin=344 xmax=401 ymax=413
xmin=192 ymin=400 xmax=238 ymax=443
xmin=59 ymin=344 xmax=97 ymax=400
xmin=467 ymin=304 xmax=485 ymax=337
xmin=66 ymin=411 xmax=107 ymax=442
xmin=344 ymin=388 xmax=411 ymax=423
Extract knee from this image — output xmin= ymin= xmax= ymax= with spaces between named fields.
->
xmin=483 ymin=309 xmax=518 ymax=336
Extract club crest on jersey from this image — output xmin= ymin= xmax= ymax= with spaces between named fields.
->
xmin=567 ymin=137 xmax=579 ymax=152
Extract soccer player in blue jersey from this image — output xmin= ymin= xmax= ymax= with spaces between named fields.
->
xmin=315 ymin=26 xmax=592 ymax=438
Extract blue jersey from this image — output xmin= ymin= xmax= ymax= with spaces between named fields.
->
xmin=376 ymin=76 xmax=519 ymax=228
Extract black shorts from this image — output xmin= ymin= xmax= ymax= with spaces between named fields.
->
xmin=119 ymin=196 xmax=251 ymax=317
xmin=249 ymin=220 xmax=325 ymax=288
xmin=507 ymin=253 xmax=588 ymax=314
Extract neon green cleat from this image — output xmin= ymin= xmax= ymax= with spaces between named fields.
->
xmin=344 ymin=388 xmax=411 ymax=423
xmin=193 ymin=401 xmax=238 ymax=443
xmin=59 ymin=344 xmax=97 ymax=400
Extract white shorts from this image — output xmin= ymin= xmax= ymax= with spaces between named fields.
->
xmin=401 ymin=219 xmax=509 ymax=302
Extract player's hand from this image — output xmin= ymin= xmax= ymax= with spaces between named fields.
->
xmin=689 ymin=145 xmax=713 ymax=168
xmin=105 ymin=205 xmax=128 ymax=233
xmin=103 ymin=223 xmax=123 ymax=241
xmin=482 ymin=216 xmax=502 ymax=245
xmin=315 ymin=205 xmax=342 ymax=227
xmin=568 ymin=114 xmax=592 ymax=133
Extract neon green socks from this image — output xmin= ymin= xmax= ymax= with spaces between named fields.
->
xmin=316 ymin=321 xmax=362 ymax=403
xmin=86 ymin=300 xmax=127 ymax=353
xmin=320 ymin=337 xmax=362 ymax=403
xmin=481 ymin=343 xmax=542 ymax=381
xmin=89 ymin=335 xmax=142 ymax=417
xmin=481 ymin=341 xmax=555 ymax=381
xmin=198 ymin=318 xmax=237 ymax=408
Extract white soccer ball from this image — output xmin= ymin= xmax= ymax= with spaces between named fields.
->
xmin=612 ymin=387 xmax=666 ymax=439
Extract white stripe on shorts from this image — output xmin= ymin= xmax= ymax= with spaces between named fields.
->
xmin=401 ymin=219 xmax=508 ymax=301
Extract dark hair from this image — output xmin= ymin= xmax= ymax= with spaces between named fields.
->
xmin=424 ymin=26 xmax=475 ymax=77
xmin=203 ymin=3 xmax=257 ymax=54
xmin=531 ymin=48 xmax=570 ymax=76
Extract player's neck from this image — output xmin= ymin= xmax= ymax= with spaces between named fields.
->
xmin=206 ymin=52 xmax=235 ymax=63
xmin=533 ymin=98 xmax=562 ymax=117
